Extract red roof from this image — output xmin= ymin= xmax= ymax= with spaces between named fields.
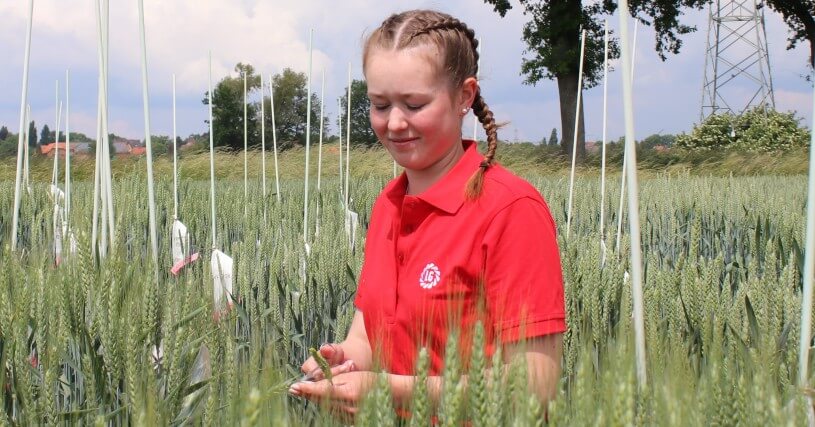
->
xmin=40 ymin=142 xmax=72 ymax=155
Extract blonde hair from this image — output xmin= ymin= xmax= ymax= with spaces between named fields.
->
xmin=363 ymin=10 xmax=499 ymax=200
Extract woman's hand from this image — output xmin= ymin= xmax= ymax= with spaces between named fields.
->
xmin=289 ymin=371 xmax=379 ymax=422
xmin=299 ymin=343 xmax=356 ymax=381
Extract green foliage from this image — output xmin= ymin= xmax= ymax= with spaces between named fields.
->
xmin=339 ymin=79 xmax=377 ymax=147
xmin=763 ymin=0 xmax=815 ymax=68
xmin=203 ymin=63 xmax=261 ymax=150
xmin=68 ymin=132 xmax=94 ymax=143
xmin=0 ymin=137 xmax=18 ymax=157
xmin=0 ymin=126 xmax=8 ymax=141
xmin=547 ymin=127 xmax=559 ymax=146
xmin=639 ymin=133 xmax=675 ymax=150
xmin=409 ymin=348 xmax=430 ymax=427
xmin=28 ymin=120 xmax=37 ymax=147
xmin=675 ymin=108 xmax=811 ymax=151
xmin=40 ymin=124 xmax=53 ymax=145
xmin=149 ymin=135 xmax=172 ymax=156
xmin=308 ymin=347 xmax=332 ymax=382
xmin=484 ymin=0 xmax=708 ymax=87
xmin=264 ymin=68 xmax=324 ymax=149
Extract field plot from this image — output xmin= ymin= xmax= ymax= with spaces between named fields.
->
xmin=0 ymin=173 xmax=811 ymax=425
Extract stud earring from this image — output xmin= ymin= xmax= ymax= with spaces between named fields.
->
xmin=461 ymin=107 xmax=470 ymax=115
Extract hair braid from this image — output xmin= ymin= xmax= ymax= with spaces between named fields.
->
xmin=465 ymin=89 xmax=499 ymax=200
xmin=404 ymin=17 xmax=480 ymax=77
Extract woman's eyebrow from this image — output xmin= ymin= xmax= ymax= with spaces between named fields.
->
xmin=367 ymin=91 xmax=431 ymax=99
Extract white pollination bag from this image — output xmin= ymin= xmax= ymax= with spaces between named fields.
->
xmin=345 ymin=209 xmax=359 ymax=248
xmin=171 ymin=219 xmax=190 ymax=266
xmin=211 ymin=249 xmax=234 ymax=312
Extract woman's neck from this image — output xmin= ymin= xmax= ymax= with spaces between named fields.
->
xmin=404 ymin=140 xmax=465 ymax=196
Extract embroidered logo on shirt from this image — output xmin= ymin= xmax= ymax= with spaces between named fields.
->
xmin=419 ymin=263 xmax=441 ymax=289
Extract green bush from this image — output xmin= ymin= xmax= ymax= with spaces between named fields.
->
xmin=675 ymin=108 xmax=810 ymax=151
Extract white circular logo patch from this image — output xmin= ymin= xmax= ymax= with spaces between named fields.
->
xmin=419 ymin=263 xmax=441 ymax=289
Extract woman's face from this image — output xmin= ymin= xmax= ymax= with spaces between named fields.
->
xmin=365 ymin=45 xmax=473 ymax=173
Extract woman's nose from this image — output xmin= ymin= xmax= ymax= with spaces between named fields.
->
xmin=387 ymin=108 xmax=408 ymax=132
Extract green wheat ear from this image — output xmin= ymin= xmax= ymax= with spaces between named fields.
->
xmin=309 ymin=347 xmax=332 ymax=383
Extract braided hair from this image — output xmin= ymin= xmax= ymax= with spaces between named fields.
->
xmin=363 ymin=10 xmax=499 ymax=200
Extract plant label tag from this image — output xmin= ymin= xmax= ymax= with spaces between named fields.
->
xmin=345 ymin=209 xmax=359 ymax=248
xmin=211 ymin=250 xmax=234 ymax=312
xmin=171 ymin=220 xmax=190 ymax=265
xmin=171 ymin=252 xmax=200 ymax=276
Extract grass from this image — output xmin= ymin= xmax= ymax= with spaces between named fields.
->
xmin=0 ymin=141 xmax=808 ymax=184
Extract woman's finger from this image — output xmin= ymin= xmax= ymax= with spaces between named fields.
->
xmin=329 ymin=360 xmax=356 ymax=378
xmin=300 ymin=357 xmax=318 ymax=376
xmin=319 ymin=343 xmax=345 ymax=365
xmin=289 ymin=378 xmax=331 ymax=400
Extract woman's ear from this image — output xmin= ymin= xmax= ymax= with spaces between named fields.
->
xmin=459 ymin=76 xmax=478 ymax=112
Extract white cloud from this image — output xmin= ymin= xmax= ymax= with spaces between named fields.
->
xmin=0 ymin=0 xmax=811 ymax=142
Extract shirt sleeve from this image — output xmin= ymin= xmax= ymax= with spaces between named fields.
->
xmin=482 ymin=196 xmax=567 ymax=343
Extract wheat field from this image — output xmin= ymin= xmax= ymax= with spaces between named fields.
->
xmin=0 ymin=171 xmax=810 ymax=425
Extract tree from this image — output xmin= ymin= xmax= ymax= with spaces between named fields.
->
xmin=0 ymin=126 xmax=8 ymax=141
xmin=28 ymin=121 xmax=37 ymax=147
xmin=339 ymin=79 xmax=377 ymax=146
xmin=484 ymin=0 xmax=707 ymax=161
xmin=150 ymin=135 xmax=171 ymax=156
xmin=763 ymin=0 xmax=815 ymax=68
xmin=40 ymin=124 xmax=53 ymax=145
xmin=202 ymin=63 xmax=261 ymax=149
xmin=675 ymin=108 xmax=810 ymax=151
xmin=640 ymin=133 xmax=675 ymax=150
xmin=68 ymin=132 xmax=93 ymax=143
xmin=263 ymin=68 xmax=323 ymax=149
xmin=548 ymin=127 xmax=559 ymax=146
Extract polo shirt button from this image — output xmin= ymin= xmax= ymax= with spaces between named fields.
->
xmin=398 ymin=252 xmax=405 ymax=264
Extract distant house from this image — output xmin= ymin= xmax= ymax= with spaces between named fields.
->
xmin=40 ymin=141 xmax=93 ymax=157
xmin=40 ymin=142 xmax=69 ymax=157
xmin=111 ymin=141 xmax=130 ymax=155
xmin=111 ymin=137 xmax=144 ymax=156
xmin=73 ymin=142 xmax=92 ymax=155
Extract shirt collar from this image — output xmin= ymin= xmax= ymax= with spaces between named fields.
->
xmin=384 ymin=140 xmax=483 ymax=215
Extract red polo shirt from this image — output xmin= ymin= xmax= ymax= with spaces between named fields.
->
xmin=354 ymin=140 xmax=566 ymax=376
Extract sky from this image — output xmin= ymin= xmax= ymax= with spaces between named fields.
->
xmin=0 ymin=0 xmax=812 ymax=144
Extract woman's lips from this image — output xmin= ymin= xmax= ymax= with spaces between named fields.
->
xmin=390 ymin=137 xmax=418 ymax=144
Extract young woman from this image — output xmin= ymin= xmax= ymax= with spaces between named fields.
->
xmin=289 ymin=9 xmax=566 ymax=420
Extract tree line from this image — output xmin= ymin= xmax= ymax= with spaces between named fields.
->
xmin=0 ymin=63 xmax=380 ymax=156
xmin=204 ymin=63 xmax=377 ymax=151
